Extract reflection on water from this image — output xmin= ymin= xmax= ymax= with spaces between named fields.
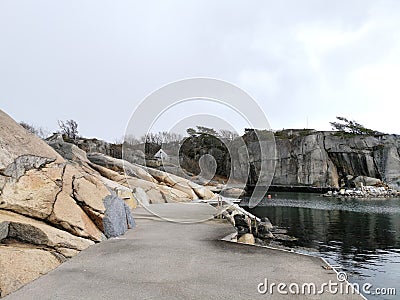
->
xmin=243 ymin=193 xmax=400 ymax=300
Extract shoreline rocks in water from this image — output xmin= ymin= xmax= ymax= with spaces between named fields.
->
xmin=217 ymin=203 xmax=275 ymax=245
xmin=323 ymin=185 xmax=400 ymax=199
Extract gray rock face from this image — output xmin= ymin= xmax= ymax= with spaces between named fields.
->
xmin=47 ymin=140 xmax=89 ymax=164
xmin=132 ymin=187 xmax=150 ymax=206
xmin=0 ymin=221 xmax=9 ymax=240
xmin=273 ymin=133 xmax=339 ymax=187
xmin=1 ymin=155 xmax=55 ymax=180
xmin=374 ymin=145 xmax=400 ymax=190
xmin=353 ymin=176 xmax=382 ymax=187
xmin=102 ymin=193 xmax=135 ymax=238
xmin=237 ymin=131 xmax=400 ymax=190
xmin=87 ymin=152 xmax=157 ymax=183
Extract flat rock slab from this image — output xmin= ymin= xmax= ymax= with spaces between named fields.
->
xmin=5 ymin=204 xmax=362 ymax=299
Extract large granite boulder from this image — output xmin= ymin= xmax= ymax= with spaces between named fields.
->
xmin=0 ymin=210 xmax=94 ymax=256
xmin=85 ymin=152 xmax=215 ymax=204
xmin=0 ymin=245 xmax=61 ymax=298
xmin=102 ymin=193 xmax=135 ymax=238
xmin=0 ymin=110 xmax=136 ymax=297
xmin=46 ymin=135 xmax=90 ymax=164
xmin=87 ymin=152 xmax=157 ymax=183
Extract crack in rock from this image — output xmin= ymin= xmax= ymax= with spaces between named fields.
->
xmin=0 ymin=155 xmax=55 ymax=180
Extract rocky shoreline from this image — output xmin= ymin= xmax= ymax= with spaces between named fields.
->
xmin=210 ymin=198 xmax=297 ymax=249
xmin=1 ymin=107 xmax=399 ymax=297
xmin=323 ymin=186 xmax=400 ymax=199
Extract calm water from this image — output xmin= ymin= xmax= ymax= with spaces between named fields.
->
xmin=242 ymin=193 xmax=400 ymax=300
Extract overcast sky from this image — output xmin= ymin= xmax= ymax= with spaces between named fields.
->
xmin=1 ymin=0 xmax=399 ymax=141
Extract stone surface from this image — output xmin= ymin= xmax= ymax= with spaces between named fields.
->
xmin=99 ymin=176 xmax=137 ymax=209
xmin=47 ymin=191 xmax=103 ymax=242
xmin=0 ymin=110 xmax=139 ymax=297
xmin=0 ymin=110 xmax=64 ymax=170
xmin=132 ymin=187 xmax=150 ymax=206
xmin=237 ymin=233 xmax=255 ymax=245
xmin=374 ymin=145 xmax=400 ymax=190
xmin=87 ymin=153 xmax=215 ymax=202
xmin=0 ymin=167 xmax=62 ymax=219
xmin=1 ymin=155 xmax=55 ymax=180
xmin=47 ymin=139 xmax=89 ymax=164
xmin=0 ymin=245 xmax=61 ymax=298
xmin=102 ymin=193 xmax=135 ymax=238
xmin=353 ymin=176 xmax=382 ymax=187
xmin=88 ymin=162 xmax=129 ymax=185
xmin=0 ymin=222 xmax=8 ymax=240
xmin=0 ymin=210 xmax=94 ymax=254
xmin=87 ymin=152 xmax=156 ymax=183
xmin=219 ymin=187 xmax=245 ymax=198
xmin=232 ymin=130 xmax=400 ymax=191
xmin=46 ymin=164 xmax=104 ymax=241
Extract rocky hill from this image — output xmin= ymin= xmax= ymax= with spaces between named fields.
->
xmin=0 ymin=110 xmax=215 ymax=297
xmin=67 ymin=128 xmax=400 ymax=192
xmin=239 ymin=129 xmax=400 ymax=191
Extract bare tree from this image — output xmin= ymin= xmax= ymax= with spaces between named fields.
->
xmin=138 ymin=131 xmax=183 ymax=145
xmin=219 ymin=129 xmax=239 ymax=141
xmin=123 ymin=134 xmax=141 ymax=146
xmin=19 ymin=121 xmax=49 ymax=139
xmin=58 ymin=119 xmax=79 ymax=140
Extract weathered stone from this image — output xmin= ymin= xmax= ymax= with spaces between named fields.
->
xmin=87 ymin=153 xmax=156 ymax=183
xmin=102 ymin=193 xmax=135 ymax=238
xmin=187 ymin=181 xmax=215 ymax=199
xmin=1 ymin=155 xmax=55 ymax=180
xmin=0 ymin=167 xmax=62 ymax=219
xmin=120 ymin=190 xmax=138 ymax=210
xmin=123 ymin=147 xmax=146 ymax=165
xmin=258 ymin=217 xmax=273 ymax=232
xmin=162 ymin=187 xmax=192 ymax=203
xmin=0 ymin=110 xmax=64 ymax=170
xmin=374 ymin=145 xmax=400 ymax=190
xmin=97 ymin=176 xmax=137 ymax=210
xmin=147 ymin=168 xmax=203 ymax=200
xmin=88 ymin=162 xmax=129 ymax=185
xmin=46 ymin=164 xmax=104 ymax=241
xmin=0 ymin=245 xmax=61 ymax=297
xmin=0 ymin=110 xmax=143 ymax=297
xmin=0 ymin=221 xmax=9 ymax=241
xmin=238 ymin=233 xmax=255 ymax=245
xmin=48 ymin=192 xmax=103 ymax=242
xmin=48 ymin=139 xmax=89 ymax=164
xmin=132 ymin=187 xmax=150 ymax=206
xmin=56 ymin=247 xmax=80 ymax=258
xmin=353 ymin=176 xmax=382 ymax=187
xmin=126 ymin=177 xmax=192 ymax=204
xmin=72 ymin=174 xmax=109 ymax=230
xmin=220 ymin=187 xmax=245 ymax=198
xmin=230 ymin=130 xmax=400 ymax=191
xmin=233 ymin=214 xmax=247 ymax=227
xmin=88 ymin=153 xmax=214 ymax=202
xmin=257 ymin=231 xmax=274 ymax=239
xmin=0 ymin=210 xmax=94 ymax=254
xmin=146 ymin=188 xmax=167 ymax=204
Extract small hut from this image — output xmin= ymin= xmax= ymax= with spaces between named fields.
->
xmin=154 ymin=149 xmax=168 ymax=160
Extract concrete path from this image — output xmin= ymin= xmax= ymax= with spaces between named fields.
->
xmin=6 ymin=203 xmax=363 ymax=299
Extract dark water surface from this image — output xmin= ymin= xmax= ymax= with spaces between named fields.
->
xmin=242 ymin=193 xmax=400 ymax=300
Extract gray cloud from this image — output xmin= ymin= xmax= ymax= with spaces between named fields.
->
xmin=0 ymin=0 xmax=399 ymax=141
